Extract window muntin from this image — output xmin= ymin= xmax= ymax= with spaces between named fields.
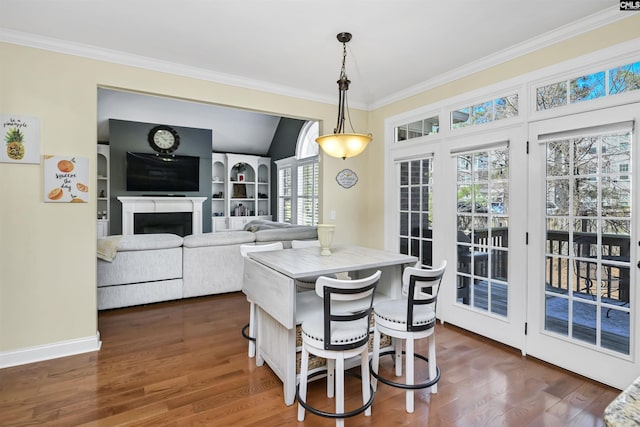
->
xmin=451 ymin=94 xmax=518 ymax=130
xmin=278 ymin=167 xmax=292 ymax=223
xmin=395 ymin=116 xmax=439 ymax=142
xmin=398 ymin=158 xmax=433 ymax=267
xmin=296 ymin=161 xmax=318 ymax=226
xmin=537 ymin=60 xmax=640 ymax=111
xmin=276 ymin=120 xmax=319 ymax=225
xmin=456 ymin=146 xmax=509 ymax=317
xmin=609 ymin=62 xmax=640 ymax=95
xmin=296 ymin=121 xmax=319 ymax=159
xmin=570 ymin=72 xmax=606 ymax=104
xmin=544 ymin=129 xmax=632 ymax=354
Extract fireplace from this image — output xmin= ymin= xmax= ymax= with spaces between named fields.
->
xmin=134 ymin=212 xmax=193 ymax=236
xmin=118 ymin=196 xmax=206 ymax=235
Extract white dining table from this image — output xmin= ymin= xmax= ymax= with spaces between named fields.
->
xmin=242 ymin=244 xmax=418 ymax=405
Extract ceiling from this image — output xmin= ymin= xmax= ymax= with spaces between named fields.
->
xmin=0 ymin=1 xmax=622 ymax=153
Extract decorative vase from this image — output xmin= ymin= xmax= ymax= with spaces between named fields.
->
xmin=317 ymin=224 xmax=335 ymax=256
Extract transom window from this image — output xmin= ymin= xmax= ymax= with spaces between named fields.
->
xmin=451 ymin=94 xmax=518 ymax=129
xmin=536 ymin=60 xmax=640 ymax=111
xmin=395 ymin=116 xmax=439 ymax=142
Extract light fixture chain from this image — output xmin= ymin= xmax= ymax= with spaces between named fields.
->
xmin=340 ymin=41 xmax=348 ymax=80
xmin=335 ymin=40 xmax=350 ymax=134
xmin=340 ymin=41 xmax=356 ymax=135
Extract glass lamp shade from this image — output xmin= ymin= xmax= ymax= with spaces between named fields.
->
xmin=316 ymin=133 xmax=372 ymax=160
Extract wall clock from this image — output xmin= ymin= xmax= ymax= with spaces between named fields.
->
xmin=336 ymin=168 xmax=358 ymax=189
xmin=148 ymin=125 xmax=180 ymax=154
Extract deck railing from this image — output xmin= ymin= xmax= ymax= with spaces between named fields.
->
xmin=457 ymin=228 xmax=630 ymax=305
xmin=545 ymin=230 xmax=630 ymax=303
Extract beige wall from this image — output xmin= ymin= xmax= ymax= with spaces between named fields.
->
xmin=364 ymin=15 xmax=640 ymax=249
xmin=1 ymin=13 xmax=639 ymax=357
xmin=0 ymin=42 xmax=367 ymax=353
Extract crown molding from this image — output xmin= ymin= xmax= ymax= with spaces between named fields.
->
xmin=0 ymin=7 xmax=626 ymax=112
xmin=0 ymin=28 xmax=337 ymax=107
xmin=370 ymin=6 xmax=628 ymax=110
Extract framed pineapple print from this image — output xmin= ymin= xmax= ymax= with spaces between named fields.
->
xmin=43 ymin=155 xmax=89 ymax=203
xmin=0 ymin=115 xmax=40 ymax=164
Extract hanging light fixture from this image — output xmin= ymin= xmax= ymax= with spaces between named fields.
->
xmin=316 ymin=32 xmax=372 ymax=160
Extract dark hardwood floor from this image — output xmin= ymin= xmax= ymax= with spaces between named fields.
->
xmin=0 ymin=292 xmax=619 ymax=426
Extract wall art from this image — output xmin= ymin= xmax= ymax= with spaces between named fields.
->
xmin=336 ymin=168 xmax=358 ymax=189
xmin=43 ymin=155 xmax=89 ymax=203
xmin=0 ymin=114 xmax=40 ymax=164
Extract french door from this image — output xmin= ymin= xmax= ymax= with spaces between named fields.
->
xmin=527 ymin=104 xmax=640 ymax=388
xmin=439 ymin=128 xmax=528 ymax=349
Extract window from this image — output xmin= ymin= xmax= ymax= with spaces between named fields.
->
xmin=456 ymin=145 xmax=510 ymax=316
xmin=398 ymin=158 xmax=433 ymax=267
xmin=276 ymin=121 xmax=319 ymax=225
xmin=395 ymin=115 xmax=439 ymax=142
xmin=542 ymin=126 xmax=632 ymax=354
xmin=451 ymin=94 xmax=518 ymax=129
xmin=536 ymin=60 xmax=640 ymax=111
xmin=278 ymin=167 xmax=292 ymax=223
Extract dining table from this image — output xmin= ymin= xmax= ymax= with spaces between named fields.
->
xmin=242 ymin=244 xmax=419 ymax=405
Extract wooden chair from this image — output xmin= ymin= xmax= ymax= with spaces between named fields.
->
xmin=371 ymin=261 xmax=447 ymax=413
xmin=297 ymin=270 xmax=381 ymax=427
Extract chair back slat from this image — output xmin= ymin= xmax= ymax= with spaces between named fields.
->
xmin=315 ymin=270 xmax=381 ymax=351
xmin=404 ymin=261 xmax=447 ymax=332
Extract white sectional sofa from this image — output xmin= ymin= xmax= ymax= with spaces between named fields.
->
xmin=97 ymin=220 xmax=317 ymax=310
xmin=182 ymin=230 xmax=256 ymax=298
xmin=97 ymin=233 xmax=184 ymax=310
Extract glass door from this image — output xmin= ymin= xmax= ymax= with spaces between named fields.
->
xmin=398 ymin=157 xmax=434 ymax=267
xmin=455 ymin=147 xmax=509 ymax=317
xmin=440 ymin=128 xmax=527 ymax=350
xmin=527 ymin=105 xmax=638 ymax=389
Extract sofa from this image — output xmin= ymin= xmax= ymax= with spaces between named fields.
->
xmin=97 ymin=220 xmax=317 ymax=310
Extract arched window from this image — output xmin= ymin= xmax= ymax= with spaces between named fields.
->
xmin=296 ymin=121 xmax=319 ymax=159
xmin=276 ymin=121 xmax=319 ymax=225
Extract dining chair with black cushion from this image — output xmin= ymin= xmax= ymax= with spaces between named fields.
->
xmin=370 ymin=261 xmax=447 ymax=413
xmin=297 ymin=270 xmax=381 ymax=427
xmin=240 ymin=242 xmax=284 ymax=358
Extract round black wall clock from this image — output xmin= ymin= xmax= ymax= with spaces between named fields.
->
xmin=148 ymin=125 xmax=180 ymax=154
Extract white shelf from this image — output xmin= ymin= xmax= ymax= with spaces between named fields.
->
xmin=211 ymin=153 xmax=271 ymax=231
xmin=97 ymin=144 xmax=110 ymax=237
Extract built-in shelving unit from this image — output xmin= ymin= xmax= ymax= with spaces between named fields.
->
xmin=97 ymin=144 xmax=110 ymax=237
xmin=211 ymin=153 xmax=271 ymax=232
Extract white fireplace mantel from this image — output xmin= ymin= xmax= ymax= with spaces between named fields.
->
xmin=118 ymin=196 xmax=207 ymax=235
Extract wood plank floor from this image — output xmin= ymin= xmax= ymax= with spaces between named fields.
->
xmin=0 ymin=292 xmax=620 ymax=426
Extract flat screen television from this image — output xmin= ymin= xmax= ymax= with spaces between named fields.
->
xmin=126 ymin=152 xmax=200 ymax=192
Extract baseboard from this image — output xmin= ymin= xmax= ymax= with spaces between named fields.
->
xmin=0 ymin=331 xmax=102 ymax=369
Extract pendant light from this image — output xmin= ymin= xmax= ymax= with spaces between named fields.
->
xmin=316 ymin=32 xmax=372 ymax=160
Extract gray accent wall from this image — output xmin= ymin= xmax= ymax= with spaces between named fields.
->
xmin=267 ymin=118 xmax=306 ymax=217
xmin=108 ymin=119 xmax=213 ymax=234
